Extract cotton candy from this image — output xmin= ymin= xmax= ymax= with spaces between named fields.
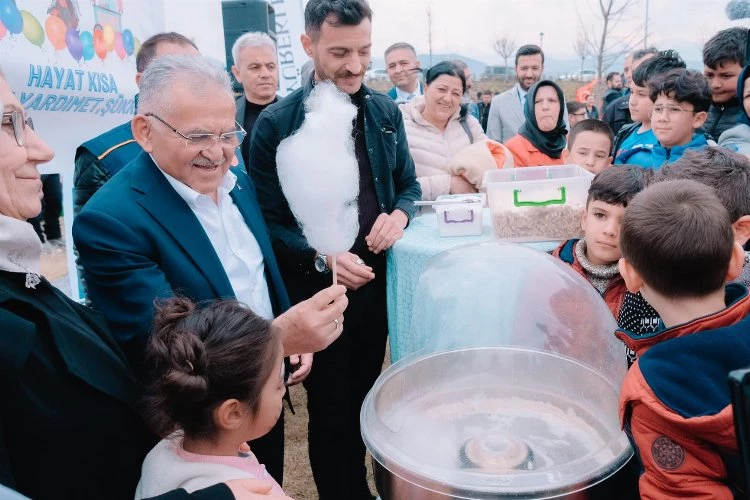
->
xmin=276 ymin=80 xmax=360 ymax=256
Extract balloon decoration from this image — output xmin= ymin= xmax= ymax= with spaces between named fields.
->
xmin=102 ymin=24 xmax=114 ymax=51
xmin=0 ymin=0 xmax=22 ymax=35
xmin=93 ymin=24 xmax=106 ymax=61
xmin=4 ymin=5 xmax=140 ymax=63
xmin=122 ymin=28 xmax=134 ymax=56
xmin=114 ymin=30 xmax=126 ymax=60
xmin=80 ymin=30 xmax=94 ymax=61
xmin=65 ymin=27 xmax=82 ymax=61
xmin=20 ymin=10 xmax=43 ymax=47
xmin=44 ymin=14 xmax=66 ymax=50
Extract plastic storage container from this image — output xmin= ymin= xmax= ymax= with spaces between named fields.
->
xmin=483 ymin=165 xmax=594 ymax=241
xmin=434 ymin=194 xmax=485 ymax=237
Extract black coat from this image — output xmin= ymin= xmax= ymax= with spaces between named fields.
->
xmin=249 ymin=77 xmax=421 ymax=277
xmin=0 ymin=271 xmax=234 ymax=500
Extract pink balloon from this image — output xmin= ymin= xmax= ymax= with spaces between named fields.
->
xmin=0 ymin=20 xmax=6 ymax=40
xmin=114 ymin=31 xmax=126 ymax=59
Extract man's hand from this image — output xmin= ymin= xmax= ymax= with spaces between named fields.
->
xmin=286 ymin=353 xmax=313 ymax=385
xmin=330 ymin=252 xmax=375 ymax=290
xmin=450 ymin=175 xmax=476 ymax=194
xmin=273 ymin=284 xmax=347 ymax=355
xmin=365 ymin=211 xmax=408 ymax=254
xmin=225 ymin=478 xmax=294 ymax=499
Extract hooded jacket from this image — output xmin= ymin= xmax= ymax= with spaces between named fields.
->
xmin=614 ymin=132 xmax=708 ymax=169
xmin=616 ymin=284 xmax=750 ymax=499
xmin=719 ymin=65 xmax=750 ymax=155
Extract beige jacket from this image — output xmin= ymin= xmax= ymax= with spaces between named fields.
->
xmin=401 ymin=96 xmax=487 ymax=200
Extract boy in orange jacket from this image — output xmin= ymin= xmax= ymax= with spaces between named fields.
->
xmin=616 ymin=179 xmax=749 ymax=499
xmin=552 ymin=164 xmax=650 ymax=318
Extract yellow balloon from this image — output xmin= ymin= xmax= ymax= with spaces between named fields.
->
xmin=102 ymin=24 xmax=115 ymax=51
xmin=21 ymin=10 xmax=44 ymax=47
xmin=134 ymin=36 xmax=141 ymax=57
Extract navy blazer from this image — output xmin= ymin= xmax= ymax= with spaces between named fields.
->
xmin=72 ymin=152 xmax=290 ymax=358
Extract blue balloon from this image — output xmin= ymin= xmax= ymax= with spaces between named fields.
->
xmin=0 ymin=0 xmax=23 ymax=35
xmin=122 ymin=28 xmax=134 ymax=56
xmin=80 ymin=30 xmax=94 ymax=61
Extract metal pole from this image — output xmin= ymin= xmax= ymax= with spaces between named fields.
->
xmin=644 ymin=0 xmax=649 ymax=49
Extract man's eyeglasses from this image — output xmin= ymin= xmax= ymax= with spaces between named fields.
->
xmin=651 ymin=105 xmax=695 ymax=118
xmin=2 ymin=111 xmax=34 ymax=147
xmin=145 ymin=112 xmax=246 ymax=152
xmin=572 ymin=111 xmax=588 ymax=117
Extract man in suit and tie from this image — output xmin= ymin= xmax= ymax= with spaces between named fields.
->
xmin=385 ymin=42 xmax=423 ymax=104
xmin=487 ymin=44 xmax=545 ymax=143
xmin=231 ymin=32 xmax=280 ymax=169
xmin=73 ymin=55 xmax=347 ymax=487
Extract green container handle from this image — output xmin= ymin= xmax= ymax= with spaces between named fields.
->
xmin=513 ymin=186 xmax=567 ymax=207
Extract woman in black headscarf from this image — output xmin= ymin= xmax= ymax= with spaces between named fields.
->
xmin=504 ymin=80 xmax=567 ymax=167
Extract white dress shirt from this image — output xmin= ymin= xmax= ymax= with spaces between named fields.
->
xmin=157 ymin=162 xmax=274 ymax=320
xmin=395 ymin=83 xmax=422 ymax=103
xmin=517 ymin=84 xmax=528 ymax=107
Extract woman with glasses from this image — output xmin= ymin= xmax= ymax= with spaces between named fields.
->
xmin=0 ymin=68 xmax=294 ymax=499
xmin=504 ymin=80 xmax=568 ymax=167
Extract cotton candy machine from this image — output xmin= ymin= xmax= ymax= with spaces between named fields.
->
xmin=362 ymin=242 xmax=634 ymax=499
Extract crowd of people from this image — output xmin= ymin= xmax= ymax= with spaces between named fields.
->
xmin=2 ymin=0 xmax=750 ymax=499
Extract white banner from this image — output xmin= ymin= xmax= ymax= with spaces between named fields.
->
xmin=269 ymin=0 xmax=308 ymax=96
xmin=1 ymin=0 xmax=226 ymax=300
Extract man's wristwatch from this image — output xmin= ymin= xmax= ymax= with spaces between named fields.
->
xmin=315 ymin=253 xmax=329 ymax=273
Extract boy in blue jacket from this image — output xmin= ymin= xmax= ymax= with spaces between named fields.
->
xmin=624 ymin=68 xmax=710 ymax=169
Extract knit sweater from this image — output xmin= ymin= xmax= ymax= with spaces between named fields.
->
xmin=400 ymin=95 xmax=486 ymax=201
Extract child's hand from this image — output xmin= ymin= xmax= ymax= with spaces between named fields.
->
xmin=286 ymin=353 xmax=313 ymax=385
xmin=225 ymin=478 xmax=294 ymax=499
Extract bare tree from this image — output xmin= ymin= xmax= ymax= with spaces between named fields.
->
xmin=577 ymin=0 xmax=643 ymax=100
xmin=493 ymin=37 xmax=517 ymax=81
xmin=573 ymin=31 xmax=590 ymax=77
xmin=426 ymin=1 xmax=434 ymax=67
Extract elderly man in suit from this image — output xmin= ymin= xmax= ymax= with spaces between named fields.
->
xmin=73 ymin=55 xmax=347 ymax=487
xmin=232 ymin=32 xmax=279 ymax=168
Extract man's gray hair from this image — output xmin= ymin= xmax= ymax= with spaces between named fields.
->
xmin=384 ymin=42 xmax=416 ymax=58
xmin=231 ymin=32 xmax=277 ymax=67
xmin=138 ymin=55 xmax=233 ymax=116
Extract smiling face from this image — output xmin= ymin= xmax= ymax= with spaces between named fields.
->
xmin=422 ymin=74 xmax=464 ymax=127
xmin=581 ymin=200 xmax=626 ymax=265
xmin=534 ymin=85 xmax=561 ymax=132
xmin=301 ymin=16 xmax=372 ymax=95
xmin=0 ymin=77 xmax=55 ymax=220
xmin=232 ymin=44 xmax=279 ymax=105
xmin=385 ymin=47 xmax=419 ymax=92
xmin=133 ymin=82 xmax=236 ymax=200
xmin=704 ymin=61 xmax=742 ymax=104
xmin=516 ymin=53 xmax=543 ymax=91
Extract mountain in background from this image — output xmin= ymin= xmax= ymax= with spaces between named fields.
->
xmin=371 ymin=53 xmax=703 ymax=79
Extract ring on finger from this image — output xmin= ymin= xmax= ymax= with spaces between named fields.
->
xmin=333 ymin=318 xmax=340 ymax=328
xmin=356 ymin=258 xmax=365 ymax=265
